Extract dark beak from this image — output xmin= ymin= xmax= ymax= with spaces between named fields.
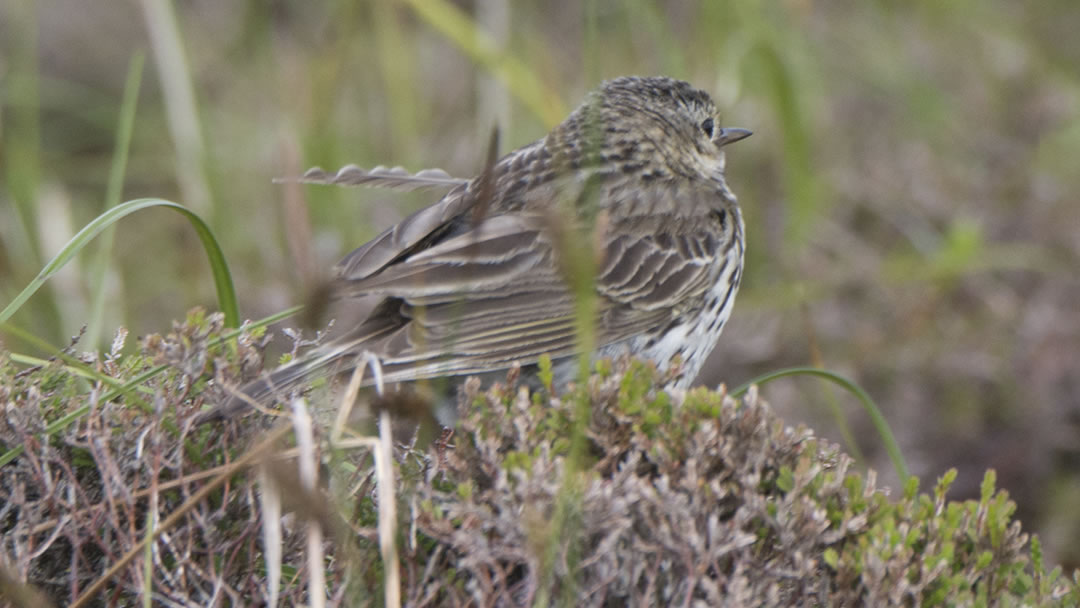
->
xmin=716 ymin=127 xmax=752 ymax=147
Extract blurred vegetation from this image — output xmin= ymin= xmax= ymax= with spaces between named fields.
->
xmin=2 ymin=0 xmax=1079 ymax=572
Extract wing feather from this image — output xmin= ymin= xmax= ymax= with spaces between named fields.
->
xmin=327 ymin=182 xmax=732 ymax=384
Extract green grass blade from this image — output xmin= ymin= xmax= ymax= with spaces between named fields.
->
xmin=400 ymin=0 xmax=567 ymax=127
xmin=731 ymin=366 xmax=911 ymax=483
xmin=86 ymin=52 xmax=145 ymax=349
xmin=3 ymin=0 xmax=43 ymax=264
xmin=2 ymin=0 xmax=64 ymax=340
xmin=745 ymin=42 xmax=821 ymax=252
xmin=6 ymin=352 xmax=156 ymax=395
xmin=0 ymin=321 xmax=63 ymax=358
xmin=140 ymin=0 xmax=213 ymax=215
xmin=0 ymin=198 xmax=239 ymax=329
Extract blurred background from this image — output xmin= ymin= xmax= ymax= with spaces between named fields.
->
xmin=2 ymin=0 xmax=1078 ymax=568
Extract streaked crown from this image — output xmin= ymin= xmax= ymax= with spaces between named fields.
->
xmin=547 ymin=76 xmax=740 ymax=183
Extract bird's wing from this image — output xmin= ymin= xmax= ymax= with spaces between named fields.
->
xmin=333 ymin=182 xmax=477 ymax=281
xmin=333 ymin=213 xmax=579 ymax=379
xmin=331 ymin=183 xmax=733 ymax=383
xmin=333 ymin=140 xmax=551 ymax=282
xmin=593 ymin=181 xmax=740 ymax=313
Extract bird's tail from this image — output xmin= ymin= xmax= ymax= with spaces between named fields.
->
xmin=198 ymin=318 xmax=396 ymax=424
xmin=194 ymin=347 xmax=345 ymax=423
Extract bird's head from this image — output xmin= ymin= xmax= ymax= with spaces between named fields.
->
xmin=550 ymin=76 xmax=751 ymax=183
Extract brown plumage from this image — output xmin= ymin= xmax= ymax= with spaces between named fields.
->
xmin=214 ymin=76 xmax=751 ymax=419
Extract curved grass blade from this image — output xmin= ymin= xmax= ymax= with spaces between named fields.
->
xmin=0 ymin=198 xmax=239 ymax=328
xmin=731 ymin=366 xmax=910 ymax=483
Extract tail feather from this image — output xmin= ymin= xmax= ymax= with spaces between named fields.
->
xmin=197 ymin=348 xmax=347 ymax=423
xmin=198 ymin=316 xmax=401 ymax=423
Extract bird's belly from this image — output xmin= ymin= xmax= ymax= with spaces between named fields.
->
xmin=632 ymin=253 xmax=742 ymax=389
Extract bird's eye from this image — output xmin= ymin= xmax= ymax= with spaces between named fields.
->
xmin=700 ymin=118 xmax=715 ymax=138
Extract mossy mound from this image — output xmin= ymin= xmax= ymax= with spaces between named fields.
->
xmin=1 ymin=310 xmax=1075 ymax=606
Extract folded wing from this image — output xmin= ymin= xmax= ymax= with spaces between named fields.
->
xmin=329 ymin=183 xmax=729 ymax=383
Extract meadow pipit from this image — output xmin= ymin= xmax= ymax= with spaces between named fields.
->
xmin=216 ymin=76 xmax=750 ymax=418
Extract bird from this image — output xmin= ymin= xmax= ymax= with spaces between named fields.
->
xmin=211 ymin=76 xmax=751 ymax=421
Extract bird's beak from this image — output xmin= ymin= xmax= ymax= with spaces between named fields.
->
xmin=716 ymin=127 xmax=752 ymax=147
